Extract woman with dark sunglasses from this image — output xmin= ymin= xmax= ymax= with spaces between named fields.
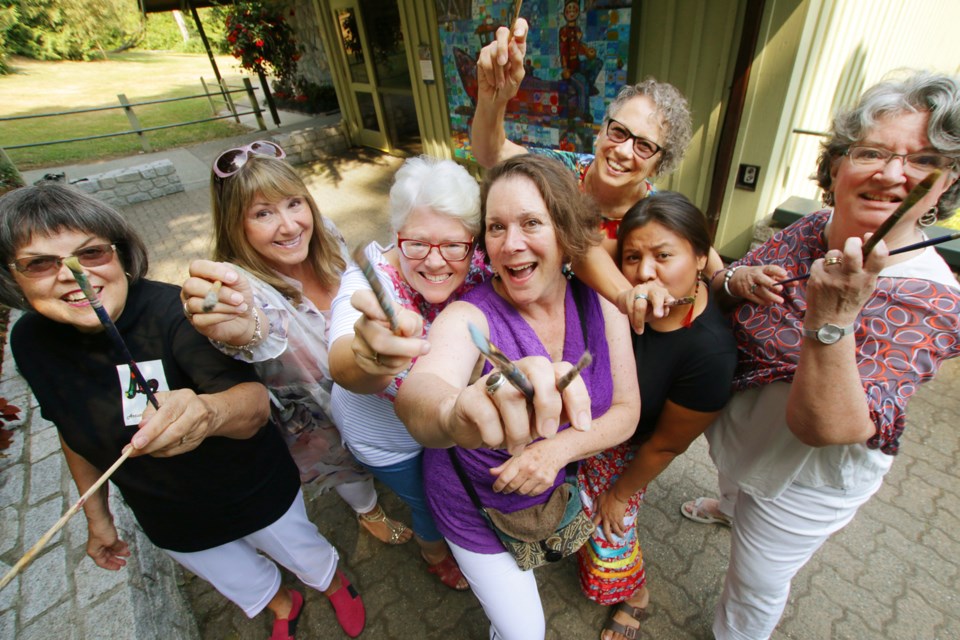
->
xmin=181 ymin=143 xmax=413 ymax=550
xmin=326 ymin=156 xmax=485 ymax=591
xmin=0 ymin=182 xmax=364 ymax=640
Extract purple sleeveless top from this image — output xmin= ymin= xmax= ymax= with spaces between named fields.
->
xmin=423 ymin=279 xmax=613 ymax=553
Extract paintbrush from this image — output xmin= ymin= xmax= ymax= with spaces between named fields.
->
xmin=64 ymin=257 xmax=160 ymax=410
xmin=665 ymin=295 xmax=696 ymax=307
xmin=201 ymin=280 xmax=222 ymax=313
xmin=468 ymin=321 xmax=534 ymax=398
xmin=493 ymin=0 xmax=523 ymax=100
xmin=0 ymin=445 xmax=133 ymax=590
xmin=861 ymin=169 xmax=941 ymax=258
xmin=776 ymin=229 xmax=960 ymax=286
xmin=556 ymin=350 xmax=592 ymax=391
xmin=353 ymin=247 xmax=400 ymax=334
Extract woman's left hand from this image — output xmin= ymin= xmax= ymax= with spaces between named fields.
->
xmin=593 ymin=488 xmax=630 ymax=541
xmin=129 ymin=389 xmax=216 ymax=457
xmin=489 ymin=440 xmax=566 ymax=496
xmin=350 ymin=289 xmax=429 ymax=375
xmin=804 ymin=235 xmax=888 ymax=327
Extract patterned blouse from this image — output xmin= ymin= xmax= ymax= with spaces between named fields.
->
xmin=729 ymin=210 xmax=960 ymax=454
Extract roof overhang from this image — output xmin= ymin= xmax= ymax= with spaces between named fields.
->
xmin=141 ymin=0 xmax=222 ymax=14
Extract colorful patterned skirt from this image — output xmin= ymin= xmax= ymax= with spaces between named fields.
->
xmin=577 ymin=442 xmax=646 ymax=605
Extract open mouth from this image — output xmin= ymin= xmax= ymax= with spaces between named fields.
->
xmin=273 ymin=233 xmax=303 ymax=248
xmin=419 ymin=271 xmax=452 ymax=284
xmin=605 ymin=158 xmax=631 ymax=175
xmin=504 ymin=262 xmax=537 ymax=280
xmin=861 ymin=193 xmax=902 ymax=204
xmin=62 ymin=286 xmax=100 ymax=304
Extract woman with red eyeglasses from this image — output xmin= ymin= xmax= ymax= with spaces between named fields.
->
xmin=0 ymin=182 xmax=364 ymax=640
xmin=326 ymin=155 xmax=485 ymax=592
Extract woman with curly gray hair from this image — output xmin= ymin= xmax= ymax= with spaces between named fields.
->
xmin=690 ymin=70 xmax=960 ymax=639
xmin=471 ymin=18 xmax=721 ymax=332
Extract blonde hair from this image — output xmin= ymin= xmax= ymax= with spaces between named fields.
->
xmin=211 ymin=155 xmax=345 ymax=303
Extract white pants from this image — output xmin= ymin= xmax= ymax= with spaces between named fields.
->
xmin=713 ymin=477 xmax=884 ymax=640
xmin=165 ymin=490 xmax=339 ymax=618
xmin=717 ymin=471 xmax=739 ymax=519
xmin=335 ymin=477 xmax=378 ymax=513
xmin=447 ymin=539 xmax=545 ymax=640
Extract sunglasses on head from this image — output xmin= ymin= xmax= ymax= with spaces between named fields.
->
xmin=213 ymin=141 xmax=286 ymax=179
xmin=9 ymin=243 xmax=118 ymax=278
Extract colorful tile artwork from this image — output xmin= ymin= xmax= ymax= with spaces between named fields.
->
xmin=436 ymin=0 xmax=632 ymax=160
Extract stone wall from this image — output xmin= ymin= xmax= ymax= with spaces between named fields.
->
xmin=0 ymin=323 xmax=201 ymax=640
xmin=72 ymin=160 xmax=184 ymax=208
xmin=282 ymin=0 xmax=334 ymax=88
xmin=274 ymin=124 xmax=349 ymax=164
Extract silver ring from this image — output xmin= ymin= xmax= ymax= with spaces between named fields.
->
xmin=374 ymin=351 xmax=383 ymax=366
xmin=179 ymin=436 xmax=187 ymax=446
xmin=485 ymin=371 xmax=507 ymax=396
xmin=823 ymin=256 xmax=843 ymax=266
xmin=182 ymin=301 xmax=193 ymax=320
xmin=634 ymin=293 xmax=648 ymax=301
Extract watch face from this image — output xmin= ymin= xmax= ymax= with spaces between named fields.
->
xmin=817 ymin=324 xmax=844 ymax=344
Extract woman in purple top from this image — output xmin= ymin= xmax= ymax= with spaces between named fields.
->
xmin=395 ymin=155 xmax=639 ymax=640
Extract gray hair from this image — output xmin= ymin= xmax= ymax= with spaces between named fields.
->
xmin=816 ymin=71 xmax=960 ymax=219
xmin=0 ymin=182 xmax=149 ymax=309
xmin=603 ymin=77 xmax=693 ymax=178
xmin=389 ymin=156 xmax=481 ymax=236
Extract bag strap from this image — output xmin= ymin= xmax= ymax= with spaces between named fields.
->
xmin=570 ymin=278 xmax=590 ymax=348
xmin=448 ymin=447 xmax=487 ymax=510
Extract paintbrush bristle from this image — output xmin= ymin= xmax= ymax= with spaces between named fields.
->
xmin=63 ymin=256 xmax=83 ymax=272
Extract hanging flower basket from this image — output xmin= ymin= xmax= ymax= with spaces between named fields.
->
xmin=224 ymin=1 xmax=302 ymax=86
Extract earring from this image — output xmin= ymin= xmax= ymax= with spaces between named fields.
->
xmin=561 ymin=262 xmax=574 ymax=280
xmin=919 ymin=207 xmax=938 ymax=228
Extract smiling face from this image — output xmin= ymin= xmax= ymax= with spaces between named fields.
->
xmin=830 ymin=110 xmax=956 ymax=247
xmin=592 ymin=95 xmax=664 ymax=203
xmin=396 ymin=206 xmax=475 ymax=304
xmin=484 ymin=175 xmax=565 ymax=307
xmin=620 ymin=221 xmax=706 ymax=299
xmin=12 ymin=229 xmax=128 ymax=332
xmin=241 ymin=191 xmax=314 ymax=275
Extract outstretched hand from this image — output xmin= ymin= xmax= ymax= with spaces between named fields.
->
xmin=182 ymin=260 xmax=259 ymax=345
xmin=476 ymin=18 xmax=528 ymax=104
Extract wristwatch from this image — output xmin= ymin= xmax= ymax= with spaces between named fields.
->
xmin=801 ymin=322 xmax=855 ymax=345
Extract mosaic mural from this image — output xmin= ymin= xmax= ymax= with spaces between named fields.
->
xmin=436 ymin=0 xmax=633 ymax=160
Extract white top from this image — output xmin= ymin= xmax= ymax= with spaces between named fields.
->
xmin=706 ymin=245 xmax=957 ymax=500
xmin=329 ymin=242 xmax=422 ymax=467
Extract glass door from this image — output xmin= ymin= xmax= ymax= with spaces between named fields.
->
xmin=330 ymin=0 xmax=420 ymax=153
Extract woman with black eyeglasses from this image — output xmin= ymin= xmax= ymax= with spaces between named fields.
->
xmin=324 ymin=155 xmax=488 ymax=592
xmin=181 ymin=143 xmax=409 ymax=554
xmin=471 ymin=18 xmax=722 ymax=332
xmin=0 ymin=182 xmax=364 ymax=639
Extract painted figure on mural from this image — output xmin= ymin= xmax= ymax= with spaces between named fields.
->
xmin=559 ymin=0 xmax=602 ymax=122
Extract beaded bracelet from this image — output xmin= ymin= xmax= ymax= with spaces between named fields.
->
xmin=723 ymin=266 xmax=743 ymax=298
xmin=213 ymin=307 xmax=264 ymax=357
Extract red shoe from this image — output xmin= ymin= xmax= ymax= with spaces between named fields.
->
xmin=269 ymin=589 xmax=304 ymax=640
xmin=327 ymin=570 xmax=365 ymax=638
xmin=425 ymin=553 xmax=470 ymax=591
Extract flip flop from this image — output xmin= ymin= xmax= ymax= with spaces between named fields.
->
xmin=680 ymin=497 xmax=732 ymax=526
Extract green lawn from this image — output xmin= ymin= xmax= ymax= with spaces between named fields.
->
xmin=0 ymin=51 xmax=253 ymax=170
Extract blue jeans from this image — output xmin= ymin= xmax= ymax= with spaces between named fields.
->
xmin=361 ymin=452 xmax=443 ymax=542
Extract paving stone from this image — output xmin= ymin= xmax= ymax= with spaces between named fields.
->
xmin=28 ymin=422 xmax=60 ymax=464
xmin=23 ymin=498 xmax=65 ymax=550
xmin=81 ymin=589 xmax=137 ymax=640
xmin=74 ymin=554 xmax=125 ymax=605
xmin=27 ymin=453 xmax=62 ymax=505
xmin=0 ymin=505 xmax=17 ymax=556
xmin=21 ymin=546 xmax=68 ymax=622
xmin=0 ymin=463 xmax=24 ymax=509
xmin=19 ymin=600 xmax=78 ymax=640
xmin=0 ymin=559 xmax=17 ymax=611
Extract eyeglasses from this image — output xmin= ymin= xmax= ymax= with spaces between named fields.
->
xmin=845 ymin=145 xmax=957 ymax=177
xmin=9 ymin=243 xmax=117 ymax=278
xmin=396 ymin=238 xmax=474 ymax=262
xmin=213 ymin=141 xmax=286 ymax=178
xmin=604 ymin=119 xmax=663 ymax=160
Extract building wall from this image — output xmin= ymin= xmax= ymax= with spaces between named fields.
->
xmin=284 ymin=0 xmax=336 ymax=89
xmin=716 ymin=0 xmax=960 ymax=258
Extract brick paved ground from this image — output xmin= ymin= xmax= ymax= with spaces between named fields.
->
xmin=3 ymin=142 xmax=959 ymax=639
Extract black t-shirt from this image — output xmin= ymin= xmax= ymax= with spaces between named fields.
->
xmin=12 ymin=279 xmax=299 ymax=552
xmin=632 ymin=296 xmax=738 ymax=445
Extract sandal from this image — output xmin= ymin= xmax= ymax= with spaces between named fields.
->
xmin=680 ymin=497 xmax=732 ymax=526
xmin=600 ymin=602 xmax=648 ymax=640
xmin=269 ymin=589 xmax=303 ymax=640
xmin=425 ymin=553 xmax=470 ymax=591
xmin=327 ymin=570 xmax=365 ymax=638
xmin=358 ymin=504 xmax=413 ymax=545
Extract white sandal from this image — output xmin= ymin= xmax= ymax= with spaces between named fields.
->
xmin=680 ymin=497 xmax=732 ymax=526
xmin=358 ymin=504 xmax=412 ymax=544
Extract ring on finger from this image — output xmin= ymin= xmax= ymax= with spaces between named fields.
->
xmin=634 ymin=293 xmax=649 ymax=301
xmin=179 ymin=435 xmax=187 ymax=446
xmin=485 ymin=371 xmax=507 ymax=397
xmin=182 ymin=301 xmax=193 ymax=320
xmin=824 ymin=256 xmax=843 ymax=266
xmin=750 ymin=283 xmax=759 ymax=294
xmin=356 ymin=351 xmax=381 ymax=366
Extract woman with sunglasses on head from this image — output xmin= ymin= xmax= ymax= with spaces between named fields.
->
xmin=326 ymin=156 xmax=485 ymax=591
xmin=685 ymin=72 xmax=960 ymax=639
xmin=579 ymin=192 xmax=737 ymax=640
xmin=0 ymin=182 xmax=364 ymax=640
xmin=181 ymin=141 xmax=413 ymax=549
xmin=472 ymin=18 xmax=722 ymax=331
